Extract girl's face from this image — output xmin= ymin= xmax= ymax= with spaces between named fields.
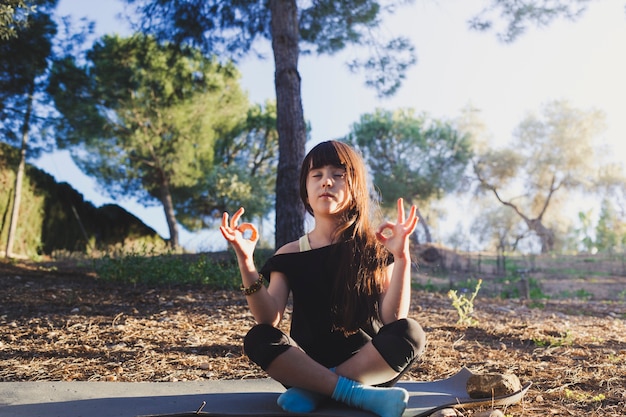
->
xmin=306 ymin=164 xmax=350 ymax=217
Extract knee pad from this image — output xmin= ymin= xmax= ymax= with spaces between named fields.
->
xmin=371 ymin=318 xmax=426 ymax=372
xmin=243 ymin=324 xmax=293 ymax=370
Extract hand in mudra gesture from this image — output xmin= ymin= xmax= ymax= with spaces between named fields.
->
xmin=375 ymin=198 xmax=419 ymax=258
xmin=219 ymin=207 xmax=259 ymax=259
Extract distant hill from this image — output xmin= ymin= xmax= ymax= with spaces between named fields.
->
xmin=1 ymin=143 xmax=164 ymax=257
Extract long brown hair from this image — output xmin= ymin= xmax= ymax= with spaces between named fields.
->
xmin=299 ymin=141 xmax=388 ymax=334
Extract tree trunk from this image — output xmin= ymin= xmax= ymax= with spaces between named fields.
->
xmin=415 ymin=206 xmax=432 ymax=243
xmin=269 ymin=0 xmax=306 ymax=249
xmin=159 ymin=177 xmax=180 ymax=250
xmin=5 ymin=88 xmax=33 ymax=259
xmin=410 ymin=231 xmax=420 ymax=245
xmin=527 ymin=218 xmax=554 ymax=253
xmin=480 ymin=177 xmax=556 ymax=254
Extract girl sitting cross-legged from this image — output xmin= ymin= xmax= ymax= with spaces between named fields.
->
xmin=220 ymin=140 xmax=426 ymax=417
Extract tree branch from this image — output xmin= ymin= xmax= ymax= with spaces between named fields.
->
xmin=536 ymin=173 xmax=562 ymax=221
xmin=473 ymin=159 xmax=530 ymax=225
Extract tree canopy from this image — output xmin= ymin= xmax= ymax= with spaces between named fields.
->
xmin=124 ymin=0 xmax=416 ymax=97
xmin=123 ymin=0 xmax=418 ymax=248
xmin=175 ymin=100 xmax=279 ymax=231
xmin=0 ymin=0 xmax=58 ymax=258
xmin=595 ymin=199 xmax=626 ymax=254
xmin=468 ymin=0 xmax=593 ymax=42
xmin=472 ymin=100 xmax=608 ymax=253
xmin=343 ymin=108 xmax=472 ymax=243
xmin=0 ymin=0 xmax=37 ymax=41
xmin=0 ymin=0 xmax=57 ymax=151
xmin=122 ymin=0 xmax=607 ymax=249
xmin=48 ymin=34 xmax=252 ymax=248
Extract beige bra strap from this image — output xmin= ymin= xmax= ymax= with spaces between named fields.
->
xmin=298 ymin=235 xmax=311 ymax=252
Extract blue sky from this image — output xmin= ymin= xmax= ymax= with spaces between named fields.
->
xmin=36 ymin=0 xmax=626 ymax=251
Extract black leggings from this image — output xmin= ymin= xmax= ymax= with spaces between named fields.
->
xmin=243 ymin=318 xmax=425 ymax=386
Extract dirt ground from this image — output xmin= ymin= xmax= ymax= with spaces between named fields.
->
xmin=0 ymin=258 xmax=625 ymax=416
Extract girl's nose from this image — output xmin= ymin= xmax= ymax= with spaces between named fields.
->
xmin=322 ymin=176 xmax=333 ymax=187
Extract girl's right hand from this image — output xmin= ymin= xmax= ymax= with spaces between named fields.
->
xmin=219 ymin=207 xmax=259 ymax=259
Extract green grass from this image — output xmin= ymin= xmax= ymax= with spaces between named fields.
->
xmin=556 ymin=288 xmax=594 ymax=300
xmin=94 ymin=253 xmax=234 ymax=288
xmin=412 ymin=279 xmax=443 ymax=292
xmin=92 ymin=249 xmax=260 ymax=289
xmin=541 ymin=267 xmax=606 ymax=278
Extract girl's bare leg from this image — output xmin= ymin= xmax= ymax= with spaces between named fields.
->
xmin=266 ymin=347 xmax=338 ymax=396
xmin=266 ymin=341 xmax=397 ymax=391
xmin=335 ymin=342 xmax=398 ymax=385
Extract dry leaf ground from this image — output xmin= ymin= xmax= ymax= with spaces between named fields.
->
xmin=0 ymin=258 xmax=624 ymax=416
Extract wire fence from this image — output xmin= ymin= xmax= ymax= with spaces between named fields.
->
xmin=419 ymin=247 xmax=626 ymax=276
xmin=413 ymin=245 xmax=626 ymax=300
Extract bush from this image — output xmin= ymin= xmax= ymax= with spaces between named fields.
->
xmin=94 ymin=250 xmax=240 ymax=289
xmin=94 ymin=247 xmax=275 ymax=289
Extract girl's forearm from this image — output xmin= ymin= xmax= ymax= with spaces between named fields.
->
xmin=380 ymin=257 xmax=412 ymax=323
xmin=237 ymin=258 xmax=283 ymax=326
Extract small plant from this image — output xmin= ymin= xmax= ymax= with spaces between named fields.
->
xmin=574 ymin=288 xmax=593 ymax=299
xmin=448 ymin=278 xmax=482 ymax=326
xmin=557 ymin=288 xmax=593 ymax=300
xmin=564 ymin=388 xmax=606 ymax=403
xmin=527 ymin=300 xmax=546 ymax=309
xmin=532 ymin=329 xmax=575 ymax=348
xmin=499 ymin=274 xmax=547 ymax=300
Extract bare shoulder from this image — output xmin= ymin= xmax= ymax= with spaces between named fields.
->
xmin=275 ymin=240 xmax=300 ymax=255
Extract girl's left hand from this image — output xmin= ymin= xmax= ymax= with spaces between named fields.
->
xmin=375 ymin=198 xmax=419 ymax=259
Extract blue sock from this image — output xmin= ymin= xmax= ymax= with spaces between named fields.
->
xmin=331 ymin=376 xmax=408 ymax=417
xmin=276 ymin=368 xmax=336 ymax=413
xmin=277 ymin=387 xmax=325 ymax=413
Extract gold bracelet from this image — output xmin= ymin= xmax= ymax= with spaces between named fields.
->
xmin=241 ymin=274 xmax=264 ymax=296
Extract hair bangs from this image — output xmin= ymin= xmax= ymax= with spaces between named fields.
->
xmin=307 ymin=141 xmax=346 ymax=170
